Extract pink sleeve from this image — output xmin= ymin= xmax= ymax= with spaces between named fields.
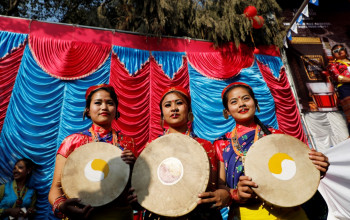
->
xmin=57 ymin=134 xmax=89 ymax=158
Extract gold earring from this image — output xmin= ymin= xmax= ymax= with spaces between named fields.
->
xmin=188 ymin=112 xmax=194 ymax=122
xmin=223 ymin=109 xmax=229 ymax=119
xmin=257 ymin=104 xmax=260 ymax=113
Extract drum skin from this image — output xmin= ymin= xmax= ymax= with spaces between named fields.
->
xmin=61 ymin=142 xmax=130 ymax=207
xmin=244 ymin=134 xmax=320 ymax=208
xmin=132 ymin=133 xmax=210 ymax=217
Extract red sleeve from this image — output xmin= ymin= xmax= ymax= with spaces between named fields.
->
xmin=327 ymin=63 xmax=341 ymax=81
xmin=269 ymin=128 xmax=284 ymax=135
xmin=327 ymin=62 xmax=350 ymax=82
xmin=213 ymin=139 xmax=230 ymax=163
xmin=57 ymin=134 xmax=90 ymax=158
xmin=195 ymin=138 xmax=218 ymax=172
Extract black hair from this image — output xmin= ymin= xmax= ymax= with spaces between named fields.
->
xmin=15 ymin=158 xmax=36 ymax=178
xmin=83 ymin=87 xmax=120 ymax=120
xmin=16 ymin=157 xmax=35 ymax=169
xmin=254 ymin=115 xmax=271 ymax=135
xmin=222 ymin=84 xmax=271 ymax=135
xmin=159 ymin=91 xmax=191 ymax=118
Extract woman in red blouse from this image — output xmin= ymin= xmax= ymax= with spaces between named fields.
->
xmin=327 ymin=44 xmax=350 ymax=132
xmin=214 ymin=82 xmax=329 ymax=220
xmin=139 ymin=86 xmax=227 ymax=220
xmin=48 ymin=84 xmax=136 ymax=220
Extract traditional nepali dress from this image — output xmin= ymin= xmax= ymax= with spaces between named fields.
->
xmin=143 ymin=131 xmax=222 ymax=220
xmin=0 ymin=181 xmax=36 ymax=220
xmin=327 ymin=60 xmax=350 ymax=131
xmin=214 ymin=124 xmax=308 ymax=220
xmin=57 ymin=124 xmax=136 ymax=220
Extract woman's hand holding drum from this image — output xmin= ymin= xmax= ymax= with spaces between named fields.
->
xmin=197 ymin=189 xmax=231 ymax=208
xmin=121 ymin=149 xmax=136 ymax=165
xmin=236 ymin=176 xmax=258 ymax=203
xmin=58 ymin=198 xmax=93 ymax=219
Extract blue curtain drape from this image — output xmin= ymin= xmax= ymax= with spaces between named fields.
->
xmin=255 ymin=54 xmax=284 ymax=78
xmin=152 ymin=51 xmax=186 ymax=79
xmin=113 ymin=46 xmax=149 ymax=76
xmin=0 ymin=31 xmax=27 ymax=59
xmin=0 ymin=44 xmax=111 ymax=219
xmin=0 ymin=30 xmax=287 ymax=220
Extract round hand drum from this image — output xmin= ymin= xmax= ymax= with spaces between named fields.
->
xmin=132 ymin=133 xmax=210 ymax=217
xmin=61 ymin=142 xmax=130 ymax=207
xmin=244 ymin=134 xmax=320 ymax=207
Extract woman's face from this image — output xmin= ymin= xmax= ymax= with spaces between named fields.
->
xmin=13 ymin=161 xmax=29 ymax=181
xmin=87 ymin=90 xmax=117 ymax=128
xmin=161 ymin=92 xmax=189 ymax=128
xmin=333 ymin=46 xmax=347 ymax=59
xmin=226 ymin=87 xmax=256 ymax=125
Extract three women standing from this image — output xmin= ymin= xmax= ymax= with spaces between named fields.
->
xmin=48 ymin=82 xmax=329 ymax=220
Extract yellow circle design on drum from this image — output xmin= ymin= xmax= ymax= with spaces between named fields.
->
xmin=157 ymin=157 xmax=184 ymax=185
xmin=61 ymin=142 xmax=130 ymax=207
xmin=244 ymin=134 xmax=320 ymax=207
xmin=84 ymin=159 xmax=110 ymax=182
xmin=268 ymin=153 xmax=296 ymax=181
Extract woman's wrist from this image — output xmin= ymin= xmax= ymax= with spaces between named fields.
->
xmin=230 ymin=189 xmax=240 ymax=202
xmin=52 ymin=195 xmax=67 ymax=218
xmin=223 ymin=188 xmax=240 ymax=206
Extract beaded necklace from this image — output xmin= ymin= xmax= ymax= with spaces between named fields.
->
xmin=15 ymin=184 xmax=27 ymax=207
xmin=230 ymin=125 xmax=262 ymax=163
xmin=89 ymin=127 xmax=118 ymax=146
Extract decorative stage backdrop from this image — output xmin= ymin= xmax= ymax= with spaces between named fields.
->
xmin=0 ymin=16 xmax=306 ymax=219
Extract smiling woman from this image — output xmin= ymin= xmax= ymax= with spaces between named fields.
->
xmin=327 ymin=44 xmax=350 ymax=133
xmin=0 ymin=158 xmax=37 ymax=220
xmin=48 ymin=84 xmax=137 ymax=220
xmin=214 ymin=82 xmax=330 ymax=220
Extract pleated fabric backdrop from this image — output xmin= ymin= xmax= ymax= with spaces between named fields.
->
xmin=0 ymin=16 xmax=306 ymax=219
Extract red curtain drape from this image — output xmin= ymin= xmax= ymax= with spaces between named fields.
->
xmin=0 ymin=44 xmax=25 ymax=132
xmin=257 ymin=60 xmax=307 ymax=143
xmin=110 ymin=54 xmax=189 ymax=155
xmin=29 ymin=36 xmax=111 ymax=80
xmin=187 ymin=44 xmax=254 ymax=80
